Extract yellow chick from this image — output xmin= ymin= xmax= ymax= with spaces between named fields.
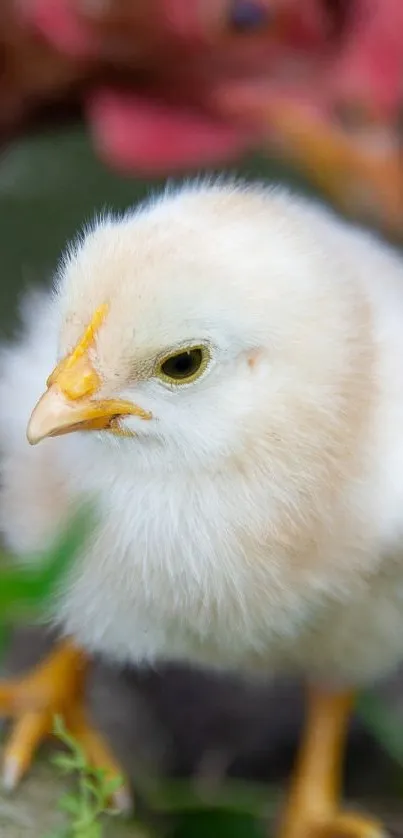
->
xmin=1 ymin=179 xmax=403 ymax=838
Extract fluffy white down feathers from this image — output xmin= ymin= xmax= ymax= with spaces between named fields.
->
xmin=2 ymin=180 xmax=403 ymax=688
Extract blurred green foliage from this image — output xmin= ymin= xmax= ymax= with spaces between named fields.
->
xmin=0 ymin=506 xmax=93 ymax=651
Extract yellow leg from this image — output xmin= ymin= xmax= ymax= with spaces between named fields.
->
xmin=278 ymin=687 xmax=386 ymax=838
xmin=0 ymin=640 xmax=130 ymax=807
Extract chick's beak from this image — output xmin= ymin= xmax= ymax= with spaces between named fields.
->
xmin=26 ymin=305 xmax=151 ymax=446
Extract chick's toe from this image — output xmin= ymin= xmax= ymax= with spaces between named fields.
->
xmin=279 ymin=689 xmax=387 ymax=838
xmin=0 ymin=640 xmax=129 ymax=807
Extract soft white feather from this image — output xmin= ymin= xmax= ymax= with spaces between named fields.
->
xmin=2 ymin=180 xmax=403 ymax=688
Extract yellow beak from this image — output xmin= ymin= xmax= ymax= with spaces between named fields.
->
xmin=26 ymin=304 xmax=151 ymax=446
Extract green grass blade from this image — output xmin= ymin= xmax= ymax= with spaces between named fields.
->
xmin=0 ymin=503 xmax=95 ymax=617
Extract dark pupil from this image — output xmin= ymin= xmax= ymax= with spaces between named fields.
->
xmin=162 ymin=349 xmax=203 ymax=380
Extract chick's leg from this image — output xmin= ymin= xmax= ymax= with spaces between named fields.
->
xmin=0 ymin=640 xmax=127 ymax=799
xmin=278 ymin=687 xmax=385 ymax=838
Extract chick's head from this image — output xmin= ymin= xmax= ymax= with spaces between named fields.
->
xmin=27 ymin=182 xmax=364 ymax=474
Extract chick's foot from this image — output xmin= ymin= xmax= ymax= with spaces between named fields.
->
xmin=0 ymin=639 xmax=130 ymax=807
xmin=278 ymin=688 xmax=387 ymax=838
xmin=280 ymin=808 xmax=386 ymax=838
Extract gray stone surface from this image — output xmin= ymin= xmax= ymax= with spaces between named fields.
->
xmin=0 ymin=752 xmax=147 ymax=837
xmin=0 ymin=753 xmax=67 ymax=838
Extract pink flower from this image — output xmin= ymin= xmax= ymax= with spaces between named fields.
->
xmin=18 ymin=0 xmax=333 ymax=172
xmin=14 ymin=1 xmax=403 ymax=235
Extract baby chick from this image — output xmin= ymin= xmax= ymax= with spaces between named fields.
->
xmin=1 ymin=179 xmax=403 ymax=838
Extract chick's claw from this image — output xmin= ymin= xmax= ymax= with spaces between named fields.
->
xmin=314 ymin=812 xmax=387 ymax=838
xmin=0 ymin=639 xmax=85 ymax=789
xmin=2 ymin=711 xmax=51 ymax=790
xmin=0 ymin=640 xmax=129 ymax=806
xmin=65 ymin=703 xmax=133 ymax=812
xmin=280 ymin=811 xmax=387 ymax=838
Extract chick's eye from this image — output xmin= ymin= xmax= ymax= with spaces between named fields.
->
xmin=157 ymin=347 xmax=209 ymax=384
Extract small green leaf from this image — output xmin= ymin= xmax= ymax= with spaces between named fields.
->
xmin=52 ymin=754 xmax=80 ymax=773
xmin=58 ymin=792 xmax=82 ymax=815
xmin=77 ymin=823 xmax=102 ymax=838
xmin=53 ymin=715 xmax=71 ymax=740
xmin=82 ymin=777 xmax=100 ymax=797
xmin=91 ymin=766 xmax=108 ymax=783
xmin=103 ymin=776 xmax=124 ymax=796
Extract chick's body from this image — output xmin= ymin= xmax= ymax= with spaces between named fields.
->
xmin=2 ymin=182 xmax=403 ymax=696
